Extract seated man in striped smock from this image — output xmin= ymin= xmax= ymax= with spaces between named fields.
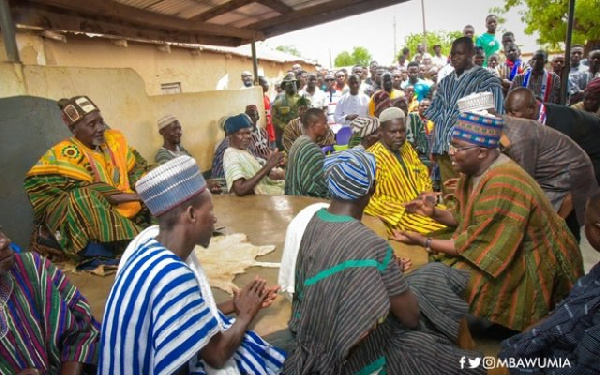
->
xmin=286 ymin=149 xmax=485 ymax=374
xmin=285 ymin=108 xmax=331 ymax=198
xmin=365 ymin=107 xmax=446 ymax=236
xmin=394 ymin=111 xmax=583 ymax=333
xmin=99 ymin=156 xmax=284 ymax=375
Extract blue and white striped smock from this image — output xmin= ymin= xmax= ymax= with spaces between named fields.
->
xmin=99 ymin=235 xmax=285 ymax=375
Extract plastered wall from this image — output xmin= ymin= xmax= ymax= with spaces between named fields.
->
xmin=0 ymin=62 xmax=265 ymax=170
xmin=1 ymin=33 xmax=316 ymax=95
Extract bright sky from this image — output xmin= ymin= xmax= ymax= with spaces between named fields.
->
xmin=263 ymin=0 xmax=539 ymax=68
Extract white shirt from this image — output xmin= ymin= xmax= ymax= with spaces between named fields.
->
xmin=334 ymin=92 xmax=370 ymax=125
xmin=432 ymin=55 xmax=448 ymax=68
xmin=279 ymin=203 xmax=330 ymax=301
xmin=437 ymin=63 xmax=455 ymax=82
xmin=300 ymin=88 xmax=328 ymax=109
xmin=326 ymin=90 xmax=343 ymax=125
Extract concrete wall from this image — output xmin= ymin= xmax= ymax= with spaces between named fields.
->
xmin=0 ymin=32 xmax=317 ymax=95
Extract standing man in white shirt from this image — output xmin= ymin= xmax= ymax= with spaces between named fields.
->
xmin=334 ymin=75 xmax=370 ymax=125
xmin=300 ymin=72 xmax=328 ymax=110
xmin=431 ymin=44 xmax=447 ymax=68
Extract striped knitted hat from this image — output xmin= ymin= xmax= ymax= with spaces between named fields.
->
xmin=452 ymin=111 xmax=503 ymax=149
xmin=349 ymin=116 xmax=380 ymax=138
xmin=135 ymin=155 xmax=207 ymax=216
xmin=323 ymin=149 xmax=376 ymax=200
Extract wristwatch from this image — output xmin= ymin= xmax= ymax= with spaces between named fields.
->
xmin=424 ymin=237 xmax=433 ymax=253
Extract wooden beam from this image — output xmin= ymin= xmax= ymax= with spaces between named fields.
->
xmin=248 ymin=0 xmax=406 ymax=36
xmin=0 ymin=0 xmax=20 ymax=61
xmin=18 ymin=0 xmax=263 ymax=40
xmin=256 ymin=0 xmax=293 ymax=15
xmin=12 ymin=5 xmax=243 ymax=46
xmin=191 ymin=0 xmax=254 ymax=22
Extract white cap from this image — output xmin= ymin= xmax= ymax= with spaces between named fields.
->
xmin=457 ymin=92 xmax=495 ymax=113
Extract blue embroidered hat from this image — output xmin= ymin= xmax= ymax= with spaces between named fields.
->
xmin=135 ymin=155 xmax=207 ymax=216
xmin=323 ymin=149 xmax=376 ymax=200
xmin=452 ymin=111 xmax=503 ymax=148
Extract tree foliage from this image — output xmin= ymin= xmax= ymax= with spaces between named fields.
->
xmin=275 ymin=45 xmax=302 ymax=57
xmin=399 ymin=30 xmax=463 ymax=61
xmin=334 ymin=46 xmax=373 ymax=67
xmin=491 ymin=0 xmax=600 ymax=49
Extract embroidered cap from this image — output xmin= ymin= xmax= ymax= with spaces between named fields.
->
xmin=323 ymin=149 xmax=376 ymax=200
xmin=457 ymin=92 xmax=495 ymax=113
xmin=157 ymin=114 xmax=178 ymax=131
xmin=135 ymin=155 xmax=207 ymax=216
xmin=57 ymin=96 xmax=100 ymax=127
xmin=452 ymin=111 xmax=503 ymax=149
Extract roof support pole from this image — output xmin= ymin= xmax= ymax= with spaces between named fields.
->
xmin=560 ymin=0 xmax=575 ymax=105
xmin=0 ymin=0 xmax=20 ymax=62
xmin=252 ymin=41 xmax=259 ymax=85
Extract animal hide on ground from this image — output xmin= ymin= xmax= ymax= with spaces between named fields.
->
xmin=194 ymin=233 xmax=280 ymax=295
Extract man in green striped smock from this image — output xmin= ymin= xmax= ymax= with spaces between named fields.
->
xmin=285 ymin=149 xmax=485 ymax=374
xmin=24 ymin=96 xmax=152 ymax=258
xmin=285 ymin=108 xmax=330 ymax=198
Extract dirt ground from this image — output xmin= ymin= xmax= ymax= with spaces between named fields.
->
xmin=67 ymin=194 xmax=508 ymax=372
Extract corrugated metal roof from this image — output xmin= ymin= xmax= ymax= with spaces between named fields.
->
xmin=282 ymin=0 xmax=330 ymax=11
xmin=208 ymin=3 xmax=280 ymax=28
xmin=12 ymin=0 xmax=409 ymax=46
xmin=114 ymin=0 xmax=164 ymax=10
xmin=146 ymin=0 xmax=203 ymax=17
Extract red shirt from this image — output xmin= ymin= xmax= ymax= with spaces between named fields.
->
xmin=264 ymin=94 xmax=275 ymax=142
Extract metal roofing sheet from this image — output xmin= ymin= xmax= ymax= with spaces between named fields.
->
xmin=280 ymin=0 xmax=330 ymax=10
xmin=146 ymin=0 xmax=202 ymax=16
xmin=208 ymin=2 xmax=280 ymax=27
xmin=12 ymin=0 xmax=408 ymax=46
xmin=114 ymin=0 xmax=164 ymax=10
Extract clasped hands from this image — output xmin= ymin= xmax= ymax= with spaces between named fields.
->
xmin=232 ymin=277 xmax=280 ymax=320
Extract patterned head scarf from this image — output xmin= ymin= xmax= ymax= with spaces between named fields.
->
xmin=372 ymin=90 xmax=391 ymax=118
xmin=135 ymin=155 xmax=207 ymax=216
xmin=224 ymin=113 xmax=253 ymax=135
xmin=586 ymin=77 xmax=600 ymax=95
xmin=452 ymin=111 xmax=503 ymax=149
xmin=324 ymin=149 xmax=376 ymax=201
xmin=57 ymin=96 xmax=99 ymax=128
xmin=349 ymin=116 xmax=380 ymax=138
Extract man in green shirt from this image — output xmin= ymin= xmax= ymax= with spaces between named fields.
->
xmin=476 ymin=15 xmax=501 ymax=67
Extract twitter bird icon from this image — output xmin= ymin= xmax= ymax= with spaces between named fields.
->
xmin=468 ymin=357 xmax=481 ymax=368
